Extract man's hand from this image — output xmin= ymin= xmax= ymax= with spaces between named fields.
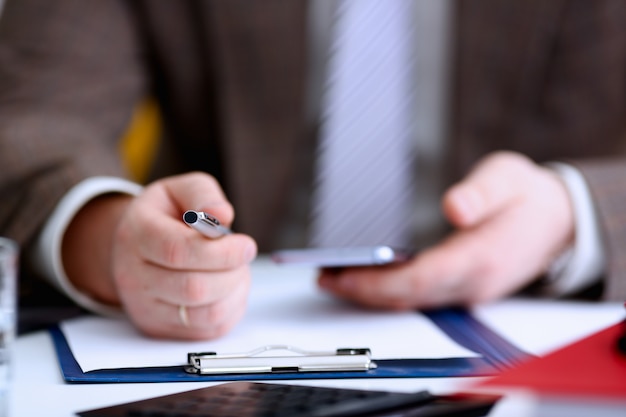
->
xmin=63 ymin=172 xmax=257 ymax=340
xmin=318 ymin=151 xmax=575 ymax=309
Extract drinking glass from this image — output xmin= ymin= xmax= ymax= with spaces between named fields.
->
xmin=0 ymin=238 xmax=17 ymax=417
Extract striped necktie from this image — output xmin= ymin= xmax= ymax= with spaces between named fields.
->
xmin=309 ymin=0 xmax=417 ymax=248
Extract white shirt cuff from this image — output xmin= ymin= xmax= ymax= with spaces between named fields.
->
xmin=543 ymin=163 xmax=605 ymax=296
xmin=33 ymin=176 xmax=143 ymax=317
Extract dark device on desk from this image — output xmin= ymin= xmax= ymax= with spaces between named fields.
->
xmin=271 ymin=246 xmax=415 ymax=267
xmin=77 ymin=381 xmax=499 ymax=417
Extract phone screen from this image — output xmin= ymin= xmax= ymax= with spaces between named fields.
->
xmin=270 ymin=246 xmax=415 ymax=267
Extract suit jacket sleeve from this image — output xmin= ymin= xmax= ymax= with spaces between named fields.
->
xmin=572 ymin=160 xmax=626 ymax=300
xmin=0 ymin=0 xmax=146 ymax=252
xmin=548 ymin=0 xmax=626 ymax=301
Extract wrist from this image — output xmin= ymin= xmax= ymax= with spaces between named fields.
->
xmin=62 ymin=193 xmax=132 ymax=305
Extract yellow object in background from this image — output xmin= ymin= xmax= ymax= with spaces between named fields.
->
xmin=119 ymin=99 xmax=161 ymax=184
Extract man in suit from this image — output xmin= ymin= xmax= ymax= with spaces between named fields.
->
xmin=0 ymin=0 xmax=624 ymax=339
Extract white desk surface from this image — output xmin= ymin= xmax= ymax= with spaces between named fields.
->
xmin=7 ymin=257 xmax=624 ymax=417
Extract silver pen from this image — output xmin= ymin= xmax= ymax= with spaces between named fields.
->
xmin=183 ymin=210 xmax=232 ymax=239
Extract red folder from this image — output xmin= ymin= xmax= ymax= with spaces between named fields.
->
xmin=477 ymin=319 xmax=626 ymax=415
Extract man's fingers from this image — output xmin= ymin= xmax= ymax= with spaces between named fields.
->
xmin=145 ymin=231 xmax=257 ymax=271
xmin=319 ymin=227 xmax=510 ymax=309
xmin=442 ymin=152 xmax=533 ymax=227
xmin=319 ymin=243 xmax=477 ymax=309
xmin=126 ymin=277 xmax=250 ymax=340
xmin=157 ymin=171 xmax=235 ymax=226
xmin=140 ymin=263 xmax=251 ymax=307
xmin=119 ymin=206 xmax=256 ymax=270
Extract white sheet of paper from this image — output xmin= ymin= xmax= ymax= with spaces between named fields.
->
xmin=60 ymin=259 xmax=478 ymax=373
xmin=472 ymin=298 xmax=624 ymax=356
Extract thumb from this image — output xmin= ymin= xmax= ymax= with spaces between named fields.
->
xmin=442 ymin=152 xmax=531 ymax=227
xmin=160 ymin=172 xmax=235 ymax=226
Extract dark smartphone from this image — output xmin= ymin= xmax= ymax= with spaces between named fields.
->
xmin=76 ymin=381 xmax=500 ymax=417
xmin=271 ymin=246 xmax=416 ymax=268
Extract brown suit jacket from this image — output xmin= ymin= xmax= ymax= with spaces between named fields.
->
xmin=1 ymin=0 xmax=625 ymax=299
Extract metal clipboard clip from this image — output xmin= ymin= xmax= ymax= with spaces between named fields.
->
xmin=185 ymin=345 xmax=377 ymax=375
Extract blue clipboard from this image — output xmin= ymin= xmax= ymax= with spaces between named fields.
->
xmin=50 ymin=308 xmax=531 ymax=383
